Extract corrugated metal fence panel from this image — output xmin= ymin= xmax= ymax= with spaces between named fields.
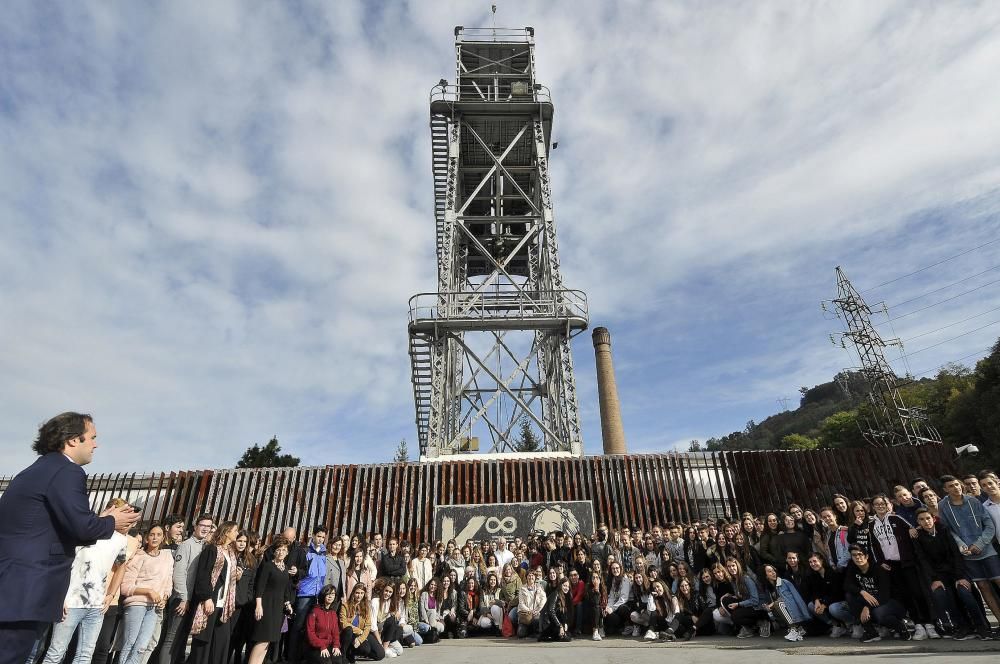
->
xmin=0 ymin=446 xmax=956 ymax=541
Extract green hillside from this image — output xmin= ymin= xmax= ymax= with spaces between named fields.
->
xmin=703 ymin=337 xmax=1000 ymax=468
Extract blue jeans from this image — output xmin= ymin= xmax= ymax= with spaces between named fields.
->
xmin=808 ymin=602 xmax=833 ymax=625
xmin=290 ymin=596 xmax=316 ymax=662
xmin=929 ymin=583 xmax=988 ymax=629
xmin=120 ymin=606 xmax=160 ymax=664
xmin=828 ymin=601 xmax=853 ymax=625
xmin=42 ymin=607 xmax=105 ymax=664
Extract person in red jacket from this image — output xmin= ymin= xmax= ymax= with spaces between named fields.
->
xmin=567 ymin=569 xmax=586 ymax=635
xmin=305 ymin=585 xmax=345 ymax=664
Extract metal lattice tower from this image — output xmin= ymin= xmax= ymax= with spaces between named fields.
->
xmin=408 ymin=26 xmax=589 ymax=459
xmin=830 ymin=266 xmax=941 ymax=447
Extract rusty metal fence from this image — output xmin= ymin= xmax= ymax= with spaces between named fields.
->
xmin=0 ymin=445 xmax=953 ymax=542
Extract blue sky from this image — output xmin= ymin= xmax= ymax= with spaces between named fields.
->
xmin=2 ymin=1 xmax=1000 ymax=474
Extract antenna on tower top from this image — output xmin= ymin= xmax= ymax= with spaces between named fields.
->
xmin=491 ymin=4 xmax=498 ymax=37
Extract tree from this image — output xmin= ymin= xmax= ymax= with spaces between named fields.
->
xmin=236 ymin=436 xmax=300 ymax=469
xmin=781 ymin=433 xmax=819 ymax=450
xmin=817 ymin=410 xmax=865 ymax=448
xmin=514 ymin=416 xmax=542 ymax=452
xmin=687 ymin=439 xmax=702 ymax=452
xmin=393 ymin=439 xmax=409 ymax=463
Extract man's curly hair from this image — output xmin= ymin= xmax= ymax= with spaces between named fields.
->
xmin=32 ymin=412 xmax=93 ymax=455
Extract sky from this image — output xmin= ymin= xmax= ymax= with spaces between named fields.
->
xmin=2 ymin=1 xmax=1000 ymax=475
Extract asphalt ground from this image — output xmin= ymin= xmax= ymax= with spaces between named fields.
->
xmin=374 ymin=633 xmax=1000 ymax=663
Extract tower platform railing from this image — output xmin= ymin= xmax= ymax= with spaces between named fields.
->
xmin=408 ymin=289 xmax=588 ymax=333
xmin=454 ymin=27 xmax=535 ymax=43
xmin=430 ymin=83 xmax=551 ymax=105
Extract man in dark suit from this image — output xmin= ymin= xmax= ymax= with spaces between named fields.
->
xmin=0 ymin=412 xmax=139 ymax=664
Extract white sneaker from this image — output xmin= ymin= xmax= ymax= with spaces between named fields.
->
xmin=851 ymin=625 xmax=864 ymax=639
xmin=643 ymin=629 xmax=657 ymax=641
xmin=913 ymin=624 xmax=927 ymax=640
xmin=599 ymin=628 xmax=606 ymax=638
xmin=386 ymin=651 xmax=397 ymax=658
xmin=592 ymin=629 xmax=602 ymax=641
xmin=784 ymin=628 xmax=800 ymax=642
xmin=830 ymin=625 xmax=847 ymax=638
xmin=924 ymin=624 xmax=940 ymax=639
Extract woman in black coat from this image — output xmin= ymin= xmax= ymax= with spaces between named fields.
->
xmin=229 ymin=530 xmax=260 ymax=664
xmin=247 ymin=537 xmax=295 ymax=664
xmin=773 ymin=513 xmax=811 ymax=564
xmin=538 ymin=578 xmax=572 ymax=642
xmin=189 ymin=522 xmax=239 ymax=664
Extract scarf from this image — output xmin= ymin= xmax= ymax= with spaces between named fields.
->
xmin=191 ymin=545 xmax=238 ymax=636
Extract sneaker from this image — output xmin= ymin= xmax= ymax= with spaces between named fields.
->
xmin=976 ymin=625 xmax=992 ymax=640
xmin=953 ymin=628 xmax=975 ymax=641
xmin=659 ymin=630 xmax=676 ymax=641
xmin=622 ymin=625 xmax=635 ymax=636
xmin=897 ymin=628 xmax=912 ymax=641
xmin=386 ymin=651 xmax=397 ymax=658
xmin=860 ymin=630 xmax=881 ymax=644
xmin=599 ymin=628 xmax=606 ymax=638
xmin=737 ymin=626 xmax=755 ymax=639
xmin=924 ymin=624 xmax=940 ymax=639
xmin=829 ymin=625 xmax=848 ymax=638
xmin=851 ymin=625 xmax=864 ymax=640
xmin=913 ymin=624 xmax=927 ymax=640
xmin=795 ymin=626 xmax=806 ymax=636
xmin=758 ymin=619 xmax=771 ymax=638
xmin=592 ymin=629 xmax=602 ymax=641
xmin=784 ymin=628 xmax=800 ymax=642
xmin=643 ymin=629 xmax=657 ymax=641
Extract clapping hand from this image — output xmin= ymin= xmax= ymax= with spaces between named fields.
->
xmin=101 ymin=503 xmax=140 ymax=531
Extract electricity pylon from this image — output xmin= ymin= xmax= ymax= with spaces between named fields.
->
xmin=828 ymin=266 xmax=941 ymax=446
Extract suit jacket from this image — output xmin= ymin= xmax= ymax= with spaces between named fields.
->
xmin=0 ymin=452 xmax=115 ymax=621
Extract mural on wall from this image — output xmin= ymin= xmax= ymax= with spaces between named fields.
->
xmin=436 ymin=500 xmax=596 ymax=542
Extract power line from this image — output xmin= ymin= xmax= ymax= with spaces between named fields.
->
xmin=876 ymin=277 xmax=1000 ymax=324
xmin=862 ymin=238 xmax=1000 ymax=292
xmin=888 ymin=264 xmax=1000 ymax=309
xmin=901 ymin=305 xmax=1000 ymax=342
xmin=905 ymin=319 xmax=1000 ymax=357
xmin=910 ymin=347 xmax=993 ymax=378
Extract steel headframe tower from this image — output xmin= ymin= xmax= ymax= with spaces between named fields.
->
xmin=408 ymin=26 xmax=589 ymax=459
xmin=830 ymin=266 xmax=941 ymax=447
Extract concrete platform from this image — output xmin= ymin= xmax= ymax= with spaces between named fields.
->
xmin=388 ymin=635 xmax=1000 ymax=663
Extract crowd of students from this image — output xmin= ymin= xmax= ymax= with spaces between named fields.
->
xmin=31 ymin=469 xmax=1000 ymax=663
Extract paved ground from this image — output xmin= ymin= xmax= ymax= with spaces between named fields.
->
xmin=385 ymin=636 xmax=1000 ymax=663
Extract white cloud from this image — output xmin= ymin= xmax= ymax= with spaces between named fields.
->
xmin=1 ymin=1 xmax=999 ymax=474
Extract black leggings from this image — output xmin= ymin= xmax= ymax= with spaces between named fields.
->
xmin=846 ymin=594 xmax=906 ymax=634
xmin=582 ymin=600 xmax=604 ymax=632
xmin=377 ymin=616 xmax=402 ymax=644
xmin=602 ymin=605 xmax=632 ymax=633
xmin=538 ymin=622 xmax=570 ymax=642
xmin=730 ymin=606 xmax=767 ymax=629
xmin=339 ymin=628 xmax=384 ymax=662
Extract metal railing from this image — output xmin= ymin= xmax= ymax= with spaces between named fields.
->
xmin=455 ymin=27 xmax=534 ymax=43
xmin=430 ymin=83 xmax=551 ymax=105
xmin=409 ymin=289 xmax=588 ymax=327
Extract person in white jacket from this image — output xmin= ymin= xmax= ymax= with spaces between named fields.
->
xmin=515 ymin=571 xmax=546 ymax=639
xmin=409 ymin=544 xmax=434 ymax=592
xmin=602 ymin=561 xmax=633 ymax=635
